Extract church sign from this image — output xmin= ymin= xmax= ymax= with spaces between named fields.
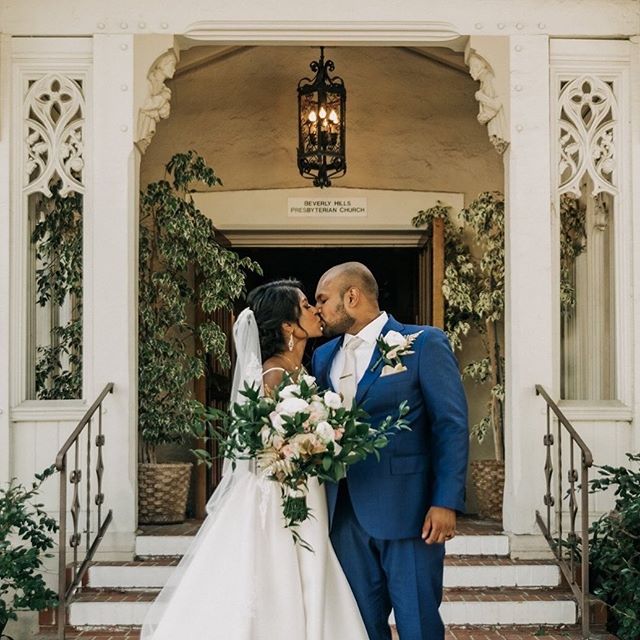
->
xmin=287 ymin=197 xmax=367 ymax=218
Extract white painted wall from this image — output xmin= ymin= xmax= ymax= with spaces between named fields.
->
xmin=141 ymin=45 xmax=503 ymax=204
xmin=0 ymin=35 xmax=11 ymax=486
xmin=0 ymin=0 xmax=638 ymax=38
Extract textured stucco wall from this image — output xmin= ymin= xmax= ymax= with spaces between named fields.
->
xmin=141 ymin=45 xmax=503 ymax=202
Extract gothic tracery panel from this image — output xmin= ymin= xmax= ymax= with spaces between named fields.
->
xmin=24 ymin=74 xmax=86 ymax=197
xmin=558 ymin=75 xmax=617 ymax=198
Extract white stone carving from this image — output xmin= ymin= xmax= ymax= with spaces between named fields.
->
xmin=465 ymin=48 xmax=509 ymax=155
xmin=136 ymin=49 xmax=178 ymax=154
xmin=24 ymin=74 xmax=85 ymax=196
xmin=558 ymin=75 xmax=617 ymax=197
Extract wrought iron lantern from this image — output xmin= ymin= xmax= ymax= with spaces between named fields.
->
xmin=297 ymin=47 xmax=346 ymax=188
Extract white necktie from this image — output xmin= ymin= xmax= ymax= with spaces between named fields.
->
xmin=338 ymin=336 xmax=364 ymax=409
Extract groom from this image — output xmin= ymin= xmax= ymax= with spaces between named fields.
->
xmin=312 ymin=262 xmax=468 ymax=640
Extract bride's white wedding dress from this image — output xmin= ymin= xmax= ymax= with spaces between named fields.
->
xmin=141 ymin=309 xmax=368 ymax=640
xmin=142 ymin=468 xmax=368 ymax=639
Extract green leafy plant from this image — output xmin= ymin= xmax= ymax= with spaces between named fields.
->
xmin=138 ymin=151 xmax=261 ymax=464
xmin=559 ymin=194 xmax=587 ymax=314
xmin=413 ymin=192 xmax=588 ymax=461
xmin=31 ymin=183 xmax=83 ymax=400
xmin=588 ymin=453 xmax=640 ymax=640
xmin=413 ymin=192 xmax=505 ymax=460
xmin=0 ymin=467 xmax=59 ymax=639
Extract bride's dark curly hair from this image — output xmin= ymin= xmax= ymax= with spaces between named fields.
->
xmin=246 ymin=279 xmax=307 ymax=360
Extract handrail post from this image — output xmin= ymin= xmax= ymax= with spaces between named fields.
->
xmin=581 ymin=459 xmax=590 ymax=638
xmin=57 ymin=454 xmax=67 ymax=640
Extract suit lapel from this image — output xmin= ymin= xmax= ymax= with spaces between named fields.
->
xmin=355 ymin=315 xmax=405 ymax=405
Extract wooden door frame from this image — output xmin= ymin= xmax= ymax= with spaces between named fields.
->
xmin=193 ymin=226 xmax=446 ymax=514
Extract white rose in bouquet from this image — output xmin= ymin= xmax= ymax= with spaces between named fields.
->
xmin=279 ymin=383 xmax=302 ymax=399
xmin=323 ymin=391 xmax=342 ymax=410
xmin=315 ymin=420 xmax=336 ymax=444
xmin=276 ymin=397 xmax=310 ymax=416
xmin=308 ymin=400 xmax=329 ymax=423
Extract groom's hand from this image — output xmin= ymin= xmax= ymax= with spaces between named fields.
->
xmin=422 ymin=506 xmax=456 ymax=544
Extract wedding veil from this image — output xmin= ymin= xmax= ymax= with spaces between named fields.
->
xmin=141 ymin=308 xmax=263 ymax=638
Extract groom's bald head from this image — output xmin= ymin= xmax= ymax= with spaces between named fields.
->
xmin=318 ymin=262 xmax=379 ymax=302
xmin=315 ymin=262 xmax=380 ymax=336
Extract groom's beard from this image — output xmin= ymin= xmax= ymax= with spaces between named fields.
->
xmin=322 ymin=303 xmax=355 ymax=337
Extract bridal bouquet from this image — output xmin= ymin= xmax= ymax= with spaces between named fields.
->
xmin=208 ymin=374 xmax=409 ymax=548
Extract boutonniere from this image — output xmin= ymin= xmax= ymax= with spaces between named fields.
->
xmin=371 ymin=330 xmax=423 ymax=376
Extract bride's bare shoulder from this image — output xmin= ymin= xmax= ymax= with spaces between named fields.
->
xmin=262 ymin=358 xmax=285 ymax=392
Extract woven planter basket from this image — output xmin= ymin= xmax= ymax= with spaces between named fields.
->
xmin=138 ymin=462 xmax=192 ymax=524
xmin=470 ymin=459 xmax=505 ymax=521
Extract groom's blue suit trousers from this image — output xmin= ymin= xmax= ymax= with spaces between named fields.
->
xmin=330 ymin=482 xmax=445 ymax=640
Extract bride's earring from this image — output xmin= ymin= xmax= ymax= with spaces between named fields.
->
xmin=288 ymin=333 xmax=295 ymax=351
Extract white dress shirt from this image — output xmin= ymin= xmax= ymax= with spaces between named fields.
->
xmin=329 ymin=311 xmax=389 ymax=391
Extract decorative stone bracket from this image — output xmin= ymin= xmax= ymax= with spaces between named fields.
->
xmin=136 ymin=45 xmax=180 ymax=154
xmin=464 ymin=40 xmax=509 ymax=155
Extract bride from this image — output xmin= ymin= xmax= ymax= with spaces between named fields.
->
xmin=141 ymin=279 xmax=369 ymax=640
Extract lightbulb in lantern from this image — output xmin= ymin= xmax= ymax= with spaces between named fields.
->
xmin=329 ymin=109 xmax=339 ymax=124
xmin=318 ymin=105 xmax=327 ymax=119
xmin=308 ymin=110 xmax=317 ymax=123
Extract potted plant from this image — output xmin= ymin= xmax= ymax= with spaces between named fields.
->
xmin=0 ymin=467 xmax=59 ymax=640
xmin=413 ymin=192 xmax=505 ymax=520
xmin=138 ymin=151 xmax=259 ymax=524
xmin=413 ymin=193 xmax=587 ymax=521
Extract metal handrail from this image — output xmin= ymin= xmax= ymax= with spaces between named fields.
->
xmin=55 ymin=383 xmax=114 ymax=640
xmin=535 ymin=384 xmax=594 ymax=639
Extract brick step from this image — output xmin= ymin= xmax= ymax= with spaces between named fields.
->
xmin=33 ymin=625 xmax=616 ymax=640
xmin=66 ymin=587 xmax=577 ymax=627
xmin=444 ymin=627 xmax=616 ymax=640
xmin=36 ymin=626 xmax=616 ymax=640
xmin=87 ymin=556 xmax=559 ymax=590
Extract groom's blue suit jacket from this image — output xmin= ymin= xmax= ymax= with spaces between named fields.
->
xmin=312 ymin=315 xmax=469 ymax=540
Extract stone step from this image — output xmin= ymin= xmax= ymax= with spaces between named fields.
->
xmin=135 ymin=516 xmax=511 ymax=558
xmin=134 ymin=532 xmax=511 ymax=558
xmin=441 ymin=588 xmax=577 ymax=626
xmin=67 ymin=587 xmax=577 ymax=628
xmin=87 ymin=556 xmax=559 ymax=590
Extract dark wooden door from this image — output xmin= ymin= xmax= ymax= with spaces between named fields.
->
xmin=417 ymin=218 xmax=445 ymax=329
